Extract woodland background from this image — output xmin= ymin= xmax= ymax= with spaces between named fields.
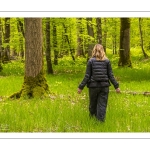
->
xmin=0 ymin=18 xmax=149 ymax=132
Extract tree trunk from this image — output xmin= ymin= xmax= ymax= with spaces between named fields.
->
xmin=76 ymin=18 xmax=84 ymax=57
xmin=62 ymin=22 xmax=75 ymax=61
xmin=0 ymin=18 xmax=3 ymax=71
xmin=53 ymin=23 xmax=58 ymax=65
xmin=17 ymin=18 xmax=24 ymax=59
xmin=86 ymin=18 xmax=95 ymax=59
xmin=45 ymin=18 xmax=53 ymax=74
xmin=10 ymin=18 xmax=49 ymax=99
xmin=112 ymin=35 xmax=117 ymax=55
xmin=118 ymin=18 xmax=132 ymax=67
xmin=139 ymin=18 xmax=149 ymax=59
xmin=112 ymin=18 xmax=117 ymax=55
xmin=3 ymin=18 xmax=10 ymax=63
xmin=17 ymin=18 xmax=25 ymax=37
xmin=103 ymin=18 xmax=107 ymax=53
xmin=96 ymin=18 xmax=102 ymax=44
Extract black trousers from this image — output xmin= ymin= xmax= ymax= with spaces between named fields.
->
xmin=89 ymin=87 xmax=109 ymax=122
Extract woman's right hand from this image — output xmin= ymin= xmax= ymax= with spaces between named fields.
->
xmin=116 ymin=88 xmax=120 ymax=93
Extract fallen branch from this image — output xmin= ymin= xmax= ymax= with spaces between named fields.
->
xmin=110 ymin=90 xmax=150 ymax=96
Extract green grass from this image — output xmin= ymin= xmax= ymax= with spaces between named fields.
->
xmin=0 ymin=49 xmax=150 ymax=132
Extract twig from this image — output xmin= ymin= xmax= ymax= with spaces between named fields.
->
xmin=110 ymin=90 xmax=150 ymax=96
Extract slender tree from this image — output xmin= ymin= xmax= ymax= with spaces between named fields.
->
xmin=17 ymin=18 xmax=24 ymax=59
xmin=45 ymin=18 xmax=53 ymax=74
xmin=103 ymin=18 xmax=107 ymax=53
xmin=3 ymin=18 xmax=10 ymax=62
xmin=0 ymin=18 xmax=3 ymax=71
xmin=76 ymin=18 xmax=84 ymax=57
xmin=62 ymin=22 xmax=75 ymax=61
xmin=112 ymin=18 xmax=118 ymax=54
xmin=96 ymin=18 xmax=102 ymax=44
xmin=10 ymin=18 xmax=49 ymax=99
xmin=118 ymin=18 xmax=132 ymax=67
xmin=86 ymin=18 xmax=95 ymax=59
xmin=139 ymin=18 xmax=149 ymax=58
xmin=53 ymin=21 xmax=58 ymax=65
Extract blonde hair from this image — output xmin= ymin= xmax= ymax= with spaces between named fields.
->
xmin=92 ymin=44 xmax=107 ymax=60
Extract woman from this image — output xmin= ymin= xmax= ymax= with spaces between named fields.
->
xmin=77 ymin=44 xmax=120 ymax=122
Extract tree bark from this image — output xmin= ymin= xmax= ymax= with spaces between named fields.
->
xmin=45 ymin=18 xmax=53 ymax=74
xmin=10 ymin=18 xmax=49 ymax=99
xmin=118 ymin=18 xmax=132 ymax=67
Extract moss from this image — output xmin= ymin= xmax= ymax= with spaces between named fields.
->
xmin=32 ymin=86 xmax=46 ymax=98
xmin=9 ymin=71 xmax=50 ymax=99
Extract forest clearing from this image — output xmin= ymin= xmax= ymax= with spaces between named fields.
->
xmin=0 ymin=48 xmax=150 ymax=132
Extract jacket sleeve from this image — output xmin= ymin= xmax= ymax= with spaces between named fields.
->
xmin=78 ymin=60 xmax=92 ymax=90
xmin=107 ymin=60 xmax=119 ymax=89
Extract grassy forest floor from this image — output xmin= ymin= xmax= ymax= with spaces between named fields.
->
xmin=0 ymin=48 xmax=150 ymax=132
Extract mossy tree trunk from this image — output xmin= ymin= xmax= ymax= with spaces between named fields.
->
xmin=10 ymin=18 xmax=49 ymax=99
xmin=118 ymin=18 xmax=132 ymax=67
xmin=45 ymin=18 xmax=53 ymax=74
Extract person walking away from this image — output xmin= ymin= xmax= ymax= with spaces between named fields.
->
xmin=77 ymin=44 xmax=120 ymax=122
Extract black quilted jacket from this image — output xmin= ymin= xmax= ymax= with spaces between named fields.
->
xmin=78 ymin=57 xmax=119 ymax=90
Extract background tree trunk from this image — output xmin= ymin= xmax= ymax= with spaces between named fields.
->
xmin=62 ymin=22 xmax=75 ymax=61
xmin=53 ymin=23 xmax=58 ymax=65
xmin=3 ymin=18 xmax=10 ymax=63
xmin=103 ymin=18 xmax=107 ymax=53
xmin=10 ymin=18 xmax=49 ymax=99
xmin=45 ymin=18 xmax=53 ymax=74
xmin=76 ymin=18 xmax=84 ymax=57
xmin=96 ymin=18 xmax=102 ymax=44
xmin=139 ymin=18 xmax=149 ymax=59
xmin=118 ymin=18 xmax=132 ymax=67
xmin=112 ymin=18 xmax=117 ymax=54
xmin=0 ymin=18 xmax=3 ymax=71
xmin=86 ymin=18 xmax=95 ymax=59
xmin=17 ymin=18 xmax=24 ymax=59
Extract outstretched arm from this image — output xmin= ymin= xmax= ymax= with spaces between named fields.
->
xmin=107 ymin=60 xmax=120 ymax=93
xmin=77 ymin=60 xmax=92 ymax=93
